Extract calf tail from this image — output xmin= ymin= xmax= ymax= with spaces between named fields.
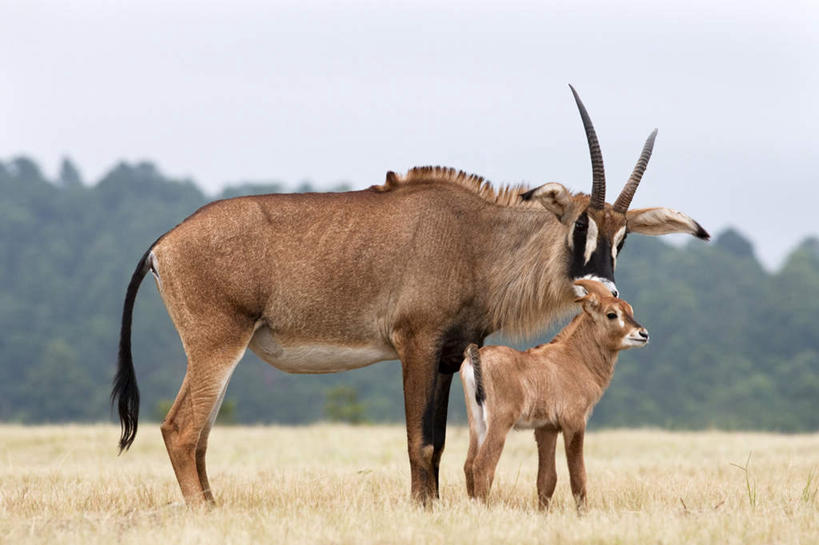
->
xmin=465 ymin=343 xmax=486 ymax=405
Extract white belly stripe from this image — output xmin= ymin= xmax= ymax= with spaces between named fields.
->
xmin=248 ymin=326 xmax=398 ymax=374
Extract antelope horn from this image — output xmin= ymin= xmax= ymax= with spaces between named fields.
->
xmin=613 ymin=129 xmax=658 ymax=213
xmin=569 ymin=85 xmax=606 ymax=209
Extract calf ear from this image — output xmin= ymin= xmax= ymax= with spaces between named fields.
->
xmin=573 ymin=284 xmax=589 ymax=302
xmin=577 ymin=292 xmax=601 ymax=313
xmin=520 ymin=183 xmax=576 ymax=224
xmin=573 ymin=279 xmax=605 ymax=309
xmin=626 ymin=207 xmax=710 ymax=240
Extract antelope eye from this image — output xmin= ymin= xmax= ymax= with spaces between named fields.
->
xmin=606 ymin=312 xmax=617 ymax=320
xmin=575 ymin=215 xmax=588 ymax=231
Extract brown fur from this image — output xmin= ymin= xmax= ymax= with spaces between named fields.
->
xmin=119 ymin=161 xmax=708 ymax=507
xmin=114 ymin=87 xmax=714 ymax=508
xmin=120 ymin=89 xmax=708 ymax=504
xmin=461 ymin=279 xmax=648 ymax=510
xmin=147 ymin=174 xmax=579 ymax=505
xmin=114 ymin=159 xmax=708 ymax=507
xmin=112 ymin=89 xmax=711 ymax=507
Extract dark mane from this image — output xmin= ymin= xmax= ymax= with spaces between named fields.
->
xmin=371 ymin=166 xmax=538 ymax=208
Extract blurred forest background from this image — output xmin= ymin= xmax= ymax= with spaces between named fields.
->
xmin=1 ymin=156 xmax=817 ymax=431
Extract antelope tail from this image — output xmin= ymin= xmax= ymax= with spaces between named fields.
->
xmin=465 ymin=343 xmax=486 ymax=406
xmin=111 ymin=246 xmax=154 ymax=453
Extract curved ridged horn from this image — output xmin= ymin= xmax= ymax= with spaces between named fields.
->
xmin=613 ymin=129 xmax=658 ymax=213
xmin=569 ymin=85 xmax=605 ymax=209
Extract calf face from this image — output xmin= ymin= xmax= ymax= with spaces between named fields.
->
xmin=573 ymin=278 xmax=649 ymax=351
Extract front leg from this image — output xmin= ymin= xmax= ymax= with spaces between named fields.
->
xmin=563 ymin=427 xmax=587 ymax=511
xmin=395 ymin=332 xmax=444 ymax=505
xmin=430 ymin=371 xmax=453 ymax=498
xmin=434 ymin=331 xmax=484 ymax=498
xmin=535 ymin=427 xmax=558 ymax=510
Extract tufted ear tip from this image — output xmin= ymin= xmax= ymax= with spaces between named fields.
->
xmin=695 ymin=222 xmax=711 ymax=241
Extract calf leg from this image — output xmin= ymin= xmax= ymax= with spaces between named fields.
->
xmin=471 ymin=423 xmax=511 ymax=501
xmin=563 ymin=427 xmax=587 ymax=511
xmin=535 ymin=427 xmax=558 ymax=510
xmin=461 ymin=376 xmax=479 ymax=497
xmin=463 ymin=438 xmax=478 ymax=498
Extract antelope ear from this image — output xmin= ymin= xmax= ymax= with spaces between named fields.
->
xmin=520 ymin=183 xmax=575 ymax=224
xmin=573 ymin=279 xmax=611 ymax=304
xmin=573 ymin=284 xmax=589 ymax=302
xmin=575 ymin=290 xmax=601 ymax=311
xmin=626 ymin=207 xmax=710 ymax=240
xmin=573 ymin=280 xmax=606 ymax=313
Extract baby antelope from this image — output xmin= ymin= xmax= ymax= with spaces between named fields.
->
xmin=460 ymin=279 xmax=649 ymax=510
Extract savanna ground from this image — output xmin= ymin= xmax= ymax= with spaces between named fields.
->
xmin=0 ymin=425 xmax=817 ymax=544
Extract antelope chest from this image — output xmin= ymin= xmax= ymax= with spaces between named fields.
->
xmin=248 ymin=325 xmax=398 ymax=374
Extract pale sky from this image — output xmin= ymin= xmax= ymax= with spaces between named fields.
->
xmin=1 ymin=0 xmax=816 ymax=268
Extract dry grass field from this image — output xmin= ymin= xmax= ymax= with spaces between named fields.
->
xmin=0 ymin=424 xmax=817 ymax=544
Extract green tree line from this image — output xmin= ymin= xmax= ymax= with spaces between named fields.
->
xmin=0 ymin=157 xmax=816 ymax=430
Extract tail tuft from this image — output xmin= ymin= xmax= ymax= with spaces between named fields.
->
xmin=465 ymin=344 xmax=485 ymax=405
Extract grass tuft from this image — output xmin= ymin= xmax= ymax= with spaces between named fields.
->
xmin=730 ymin=452 xmax=758 ymax=509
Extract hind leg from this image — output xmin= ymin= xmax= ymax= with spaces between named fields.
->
xmin=471 ymin=422 xmax=512 ymax=501
xmin=195 ymin=371 xmax=234 ymax=503
xmin=463 ymin=428 xmax=479 ymax=498
xmin=160 ymin=317 xmax=251 ymax=506
xmin=160 ymin=375 xmax=200 ymax=503
xmin=461 ymin=372 xmax=479 ymax=497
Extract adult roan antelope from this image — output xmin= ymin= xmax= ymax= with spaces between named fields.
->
xmin=112 ymin=86 xmax=709 ymax=506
